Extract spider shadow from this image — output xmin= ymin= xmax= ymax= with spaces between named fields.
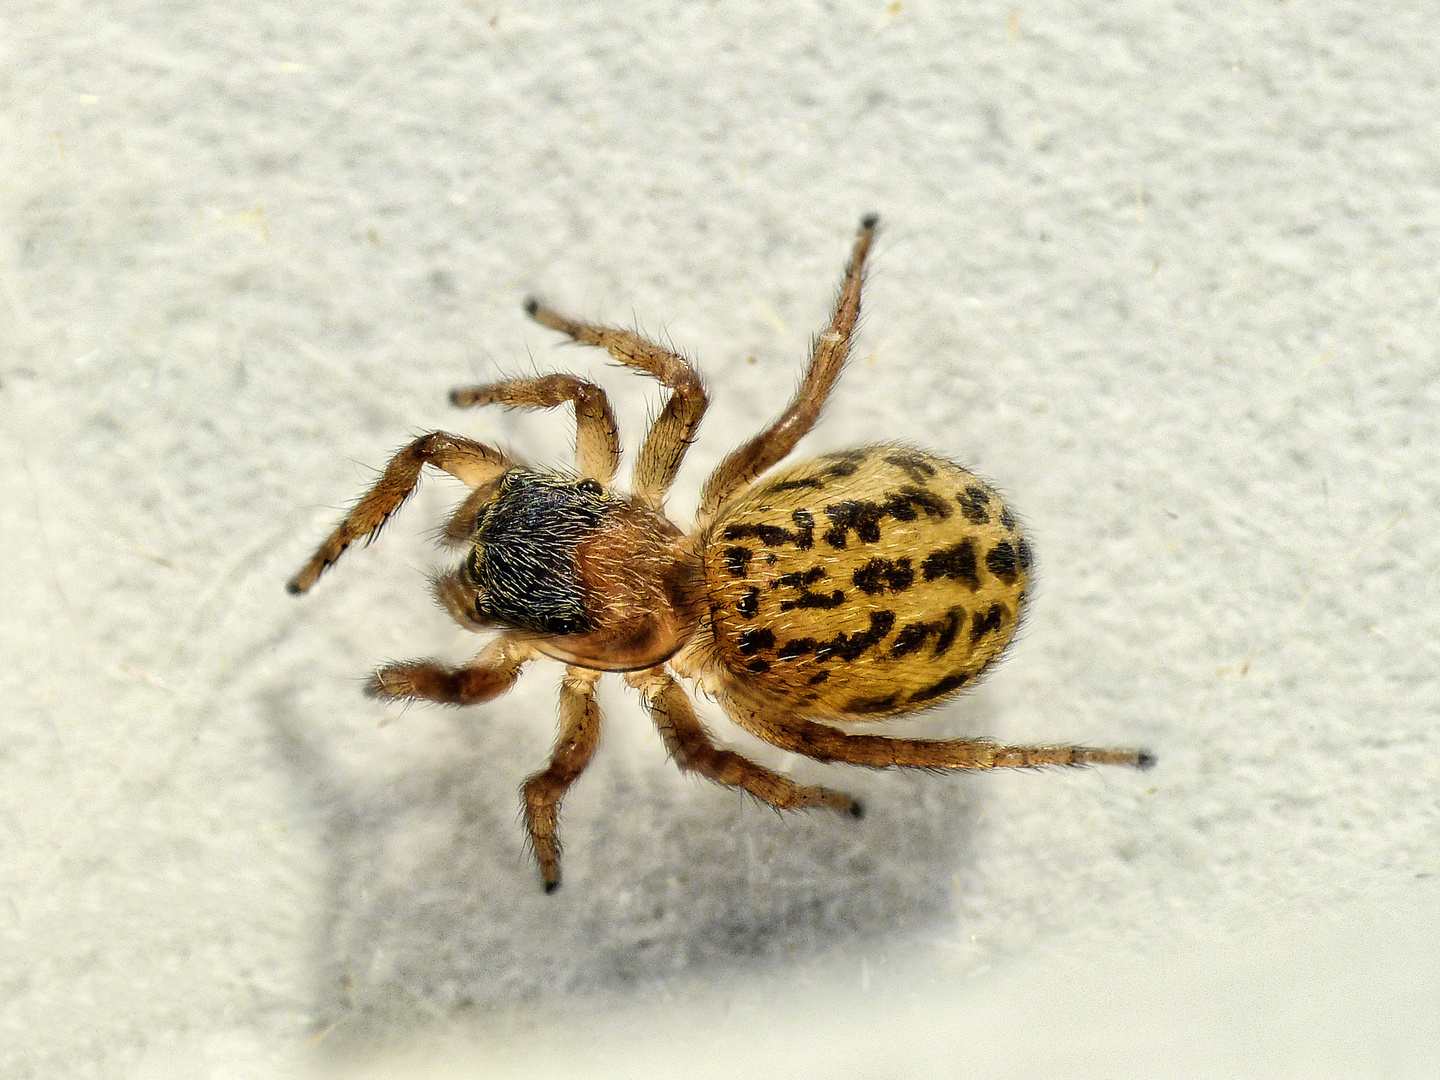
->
xmin=262 ymin=671 xmax=986 ymax=1041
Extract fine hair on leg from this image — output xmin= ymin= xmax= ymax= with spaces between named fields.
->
xmin=521 ymin=666 xmax=604 ymax=892
xmin=366 ymin=635 xmax=534 ymax=705
xmin=624 ymin=667 xmax=858 ymax=814
xmin=450 ymin=373 xmax=621 ymax=484
xmin=289 ymin=433 xmax=512 ymax=594
xmin=525 ymin=299 xmax=708 ymax=507
xmin=696 ymin=214 xmax=878 ymax=528
xmin=727 ymin=703 xmax=1152 ymax=770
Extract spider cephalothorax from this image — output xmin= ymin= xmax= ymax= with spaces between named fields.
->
xmin=290 ymin=216 xmax=1151 ymax=892
xmin=435 ymin=467 xmax=701 ymax=672
xmin=461 ymin=471 xmax=613 ymax=635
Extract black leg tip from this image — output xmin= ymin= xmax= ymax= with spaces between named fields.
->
xmin=523 ymin=296 xmax=540 ymax=317
xmin=544 ymin=878 xmax=560 ymax=894
xmin=1136 ymin=750 xmax=1157 ymax=771
xmin=848 ymin=799 xmax=866 ymax=820
xmin=447 ymin=388 xmax=464 ymax=406
xmin=860 ymin=213 xmax=880 ymax=231
xmin=285 ymin=578 xmax=303 ymax=595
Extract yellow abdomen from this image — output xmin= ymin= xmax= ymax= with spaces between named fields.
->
xmin=701 ymin=446 xmax=1030 ymax=718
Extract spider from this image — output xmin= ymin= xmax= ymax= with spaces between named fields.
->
xmin=289 ymin=215 xmax=1152 ymax=892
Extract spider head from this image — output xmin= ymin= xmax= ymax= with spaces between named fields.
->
xmin=439 ymin=469 xmax=614 ymax=636
xmin=437 ymin=468 xmax=701 ymax=668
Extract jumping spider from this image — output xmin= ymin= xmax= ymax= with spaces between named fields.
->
xmin=290 ymin=215 xmax=1152 ymax=892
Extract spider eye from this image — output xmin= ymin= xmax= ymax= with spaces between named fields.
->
xmin=576 ymin=479 xmax=603 ymax=496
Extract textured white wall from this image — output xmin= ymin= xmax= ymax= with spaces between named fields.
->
xmin=2 ymin=2 xmax=1436 ymax=1076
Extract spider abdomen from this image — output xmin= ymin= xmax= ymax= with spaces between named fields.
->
xmin=702 ymin=445 xmax=1031 ymax=718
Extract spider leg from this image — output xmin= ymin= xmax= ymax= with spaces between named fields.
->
xmin=521 ymin=666 xmax=603 ymax=892
xmin=525 ymin=299 xmax=708 ymax=507
xmin=728 ymin=702 xmax=1154 ymax=770
xmin=450 ymin=373 xmax=620 ymax=485
xmin=288 ymin=433 xmax=512 ymax=594
xmin=366 ymin=635 xmax=533 ymax=704
xmin=625 ymin=668 xmax=859 ymax=815
xmin=696 ymin=215 xmax=878 ymax=529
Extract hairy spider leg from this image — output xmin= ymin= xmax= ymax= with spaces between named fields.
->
xmin=522 ymin=666 xmax=604 ymax=891
xmin=625 ymin=667 xmax=860 ymax=816
xmin=289 ymin=433 xmax=513 ymax=594
xmin=366 ymin=634 xmax=534 ymax=705
xmin=523 ymin=299 xmax=708 ymax=509
xmin=696 ymin=214 xmax=878 ymax=529
xmin=721 ymin=692 xmax=1154 ymax=770
xmin=450 ymin=372 xmax=621 ymax=485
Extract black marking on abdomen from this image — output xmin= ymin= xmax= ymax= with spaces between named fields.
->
xmin=969 ymin=603 xmax=1006 ymax=642
xmin=723 ymin=546 xmax=754 ymax=578
xmin=1017 ymin=537 xmax=1033 ymax=572
xmin=818 ymin=448 xmax=870 ymax=471
xmin=778 ymin=637 xmax=816 ymax=659
xmin=723 ymin=508 xmax=816 ymax=550
xmin=921 ymin=539 xmax=980 ymax=589
xmin=776 ymin=566 xmax=825 ymax=588
xmin=770 ymin=450 xmax=872 ymax=493
xmin=999 ymin=505 xmax=1017 ymax=530
xmin=884 ymin=451 xmax=937 ymax=483
xmin=846 ymin=692 xmax=900 ymax=714
xmin=773 ymin=610 xmax=896 ymax=665
xmin=958 ymin=485 xmax=992 ymax=524
xmin=890 ymin=607 xmax=964 ymax=658
xmin=852 ymin=557 xmax=914 ymax=596
xmin=771 ymin=476 xmax=824 ymax=492
xmin=807 ymin=670 xmax=830 ymax=686
xmin=774 ymin=566 xmax=845 ymax=612
xmin=736 ymin=587 xmax=760 ymax=618
xmin=984 ymin=541 xmax=1020 ymax=584
xmin=908 ymin=671 xmax=971 ymax=704
xmin=814 ymin=610 xmax=896 ymax=663
xmin=823 ymin=486 xmax=951 ymax=548
xmin=738 ymin=628 xmax=775 ymax=655
xmin=746 ymin=658 xmax=771 ymax=674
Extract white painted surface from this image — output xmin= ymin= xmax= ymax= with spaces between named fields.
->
xmin=3 ymin=3 xmax=1435 ymax=1075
